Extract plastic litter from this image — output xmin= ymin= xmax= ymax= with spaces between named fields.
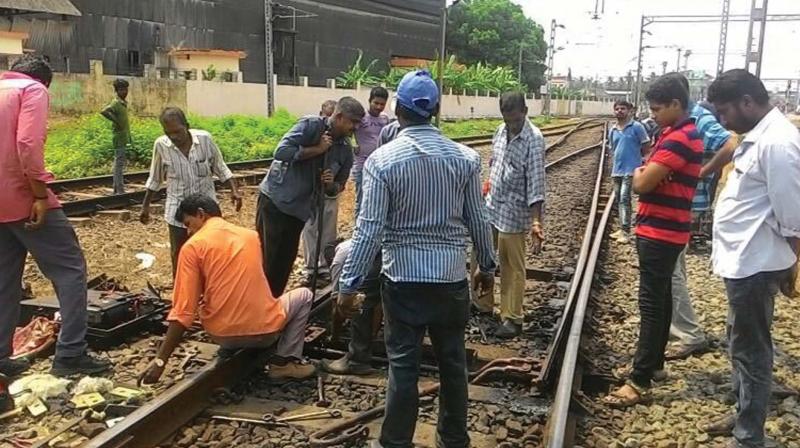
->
xmin=10 ymin=374 xmax=71 ymax=408
xmin=73 ymin=377 xmax=115 ymax=395
xmin=135 ymin=252 xmax=156 ymax=269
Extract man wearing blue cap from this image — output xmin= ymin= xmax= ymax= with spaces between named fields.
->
xmin=338 ymin=70 xmax=497 ymax=448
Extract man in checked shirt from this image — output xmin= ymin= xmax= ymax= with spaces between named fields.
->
xmin=139 ymin=107 xmax=242 ymax=277
xmin=478 ymin=91 xmax=546 ymax=339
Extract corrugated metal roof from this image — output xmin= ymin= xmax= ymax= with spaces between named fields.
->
xmin=0 ymin=0 xmax=81 ymax=16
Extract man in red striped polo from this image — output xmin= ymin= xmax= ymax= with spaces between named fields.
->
xmin=604 ymin=75 xmax=703 ymax=407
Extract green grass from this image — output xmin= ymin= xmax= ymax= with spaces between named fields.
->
xmin=45 ymin=112 xmax=570 ymax=179
xmin=440 ymin=116 xmax=567 ymax=138
xmin=45 ymin=109 xmax=297 ymax=179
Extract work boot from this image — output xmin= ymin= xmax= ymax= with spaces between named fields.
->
xmin=321 ymin=354 xmax=375 ymax=376
xmin=268 ymin=360 xmax=316 ymax=382
xmin=697 ymin=413 xmax=735 ymax=437
xmin=495 ymin=319 xmax=521 ymax=339
xmin=0 ymin=358 xmax=30 ymax=378
xmin=50 ymin=352 xmax=111 ymax=377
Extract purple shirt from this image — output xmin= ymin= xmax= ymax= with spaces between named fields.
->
xmin=353 ymin=113 xmax=390 ymax=172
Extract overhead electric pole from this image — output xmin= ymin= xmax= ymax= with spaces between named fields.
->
xmin=264 ymin=0 xmax=274 ymax=116
xmin=633 ymin=15 xmax=647 ymax=109
xmin=662 ymin=61 xmax=668 ymax=75
xmin=543 ymin=19 xmax=563 ymax=117
xmin=744 ymin=0 xmax=769 ymax=77
xmin=676 ymin=48 xmax=683 ymax=72
xmin=716 ymin=0 xmax=731 ymax=76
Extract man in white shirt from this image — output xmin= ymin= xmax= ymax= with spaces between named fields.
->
xmin=702 ymin=69 xmax=800 ymax=448
xmin=139 ymin=107 xmax=243 ymax=277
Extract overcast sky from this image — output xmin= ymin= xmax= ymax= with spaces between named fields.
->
xmin=515 ymin=0 xmax=800 ymax=91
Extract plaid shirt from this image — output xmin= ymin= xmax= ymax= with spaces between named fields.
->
xmin=690 ymin=102 xmax=732 ymax=211
xmin=485 ymin=121 xmax=546 ymax=233
xmin=144 ymin=130 xmax=234 ymax=227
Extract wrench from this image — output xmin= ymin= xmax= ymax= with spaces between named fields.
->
xmin=265 ymin=409 xmax=342 ymax=424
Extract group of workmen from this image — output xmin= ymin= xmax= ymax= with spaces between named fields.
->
xmin=2 ymin=52 xmax=799 ymax=448
xmin=604 ymin=71 xmax=800 ymax=448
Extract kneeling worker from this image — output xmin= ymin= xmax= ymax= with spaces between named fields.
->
xmin=139 ymin=194 xmax=315 ymax=384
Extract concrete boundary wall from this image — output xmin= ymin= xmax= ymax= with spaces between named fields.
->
xmin=187 ymin=79 xmax=614 ymax=119
xmin=5 ymin=60 xmax=612 ymax=119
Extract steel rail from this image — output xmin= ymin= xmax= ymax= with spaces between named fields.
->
xmin=546 ymin=189 xmax=614 ymax=447
xmin=537 ymin=122 xmax=608 ymax=388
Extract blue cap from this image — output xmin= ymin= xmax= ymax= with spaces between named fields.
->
xmin=395 ymin=70 xmax=439 ymax=118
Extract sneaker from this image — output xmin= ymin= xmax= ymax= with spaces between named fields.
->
xmin=0 ymin=358 xmax=30 ymax=378
xmin=50 ymin=352 xmax=111 ymax=377
xmin=665 ymin=341 xmax=709 ymax=360
xmin=268 ymin=360 xmax=316 ymax=381
xmin=321 ymin=355 xmax=375 ymax=375
xmin=697 ymin=413 xmax=735 ymax=436
xmin=495 ymin=319 xmax=521 ymax=339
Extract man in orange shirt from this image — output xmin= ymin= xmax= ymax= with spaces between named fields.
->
xmin=138 ymin=194 xmax=315 ymax=384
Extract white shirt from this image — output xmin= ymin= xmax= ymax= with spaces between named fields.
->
xmin=144 ymin=130 xmax=234 ymax=227
xmin=712 ymin=108 xmax=800 ymax=279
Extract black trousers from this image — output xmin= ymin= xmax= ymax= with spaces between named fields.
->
xmin=631 ymin=236 xmax=684 ymax=388
xmin=168 ymin=224 xmax=189 ymax=279
xmin=256 ymin=193 xmax=306 ymax=297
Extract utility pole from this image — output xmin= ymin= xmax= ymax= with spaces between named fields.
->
xmin=683 ymin=49 xmax=692 ymax=71
xmin=633 ymin=15 xmax=647 ymax=110
xmin=662 ymin=61 xmax=668 ymax=75
xmin=435 ymin=0 xmax=448 ymax=127
xmin=745 ymin=0 xmax=769 ymax=77
xmin=676 ymin=48 xmax=683 ymax=72
xmin=518 ymin=42 xmax=524 ymax=82
xmin=543 ymin=19 xmax=559 ymax=117
xmin=264 ymin=0 xmax=274 ymax=116
xmin=717 ymin=0 xmax=731 ymax=76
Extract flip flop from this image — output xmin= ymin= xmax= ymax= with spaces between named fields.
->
xmin=602 ymin=383 xmax=650 ymax=409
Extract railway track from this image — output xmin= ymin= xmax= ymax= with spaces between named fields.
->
xmin=52 ymin=119 xmax=606 ymax=218
xmin=6 ymin=120 xmax=611 ymax=448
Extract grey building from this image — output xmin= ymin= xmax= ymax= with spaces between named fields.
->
xmin=11 ymin=0 xmax=440 ymax=86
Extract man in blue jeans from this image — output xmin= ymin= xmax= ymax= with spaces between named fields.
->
xmin=339 ymin=70 xmax=496 ymax=448
xmin=701 ymin=70 xmax=800 ymax=448
xmin=608 ymin=100 xmax=650 ymax=243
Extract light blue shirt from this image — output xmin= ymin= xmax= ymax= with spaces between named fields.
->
xmin=339 ymin=124 xmax=497 ymax=294
xmin=689 ymin=101 xmax=732 ymax=211
xmin=609 ymin=120 xmax=649 ymax=177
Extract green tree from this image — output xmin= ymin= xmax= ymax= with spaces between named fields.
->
xmin=446 ymin=0 xmax=547 ymax=93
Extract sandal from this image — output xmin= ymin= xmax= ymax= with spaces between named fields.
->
xmin=602 ymin=382 xmax=650 ymax=409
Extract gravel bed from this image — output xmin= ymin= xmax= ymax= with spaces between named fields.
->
xmin=579 ymin=227 xmax=800 ymax=448
xmin=1 ymin=337 xmax=207 ymax=448
xmin=545 ymin=126 xmax=604 ymax=163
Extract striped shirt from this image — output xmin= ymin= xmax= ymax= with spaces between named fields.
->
xmin=485 ymin=120 xmax=546 ymax=233
xmin=689 ymin=102 xmax=732 ymax=211
xmin=379 ymin=121 xmax=401 ymax=146
xmin=635 ymin=117 xmax=703 ymax=245
xmin=144 ymin=130 xmax=234 ymax=227
xmin=339 ymin=124 xmax=497 ymax=294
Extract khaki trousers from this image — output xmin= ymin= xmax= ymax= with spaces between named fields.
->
xmin=472 ymin=230 xmax=526 ymax=324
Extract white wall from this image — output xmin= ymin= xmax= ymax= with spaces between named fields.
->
xmin=186 ymin=79 xmax=613 ymax=119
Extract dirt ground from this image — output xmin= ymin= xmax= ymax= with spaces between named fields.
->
xmin=25 ymin=182 xmax=359 ymax=299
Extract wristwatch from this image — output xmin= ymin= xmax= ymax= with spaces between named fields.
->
xmin=154 ymin=358 xmax=166 ymax=368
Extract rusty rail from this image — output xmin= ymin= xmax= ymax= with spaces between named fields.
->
xmin=544 ymin=122 xmax=614 ymax=447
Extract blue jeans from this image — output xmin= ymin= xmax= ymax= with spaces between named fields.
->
xmin=380 ymin=278 xmax=470 ymax=448
xmin=725 ymin=270 xmax=786 ymax=448
xmin=353 ymin=169 xmax=364 ymax=217
xmin=613 ymin=176 xmax=633 ymax=232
